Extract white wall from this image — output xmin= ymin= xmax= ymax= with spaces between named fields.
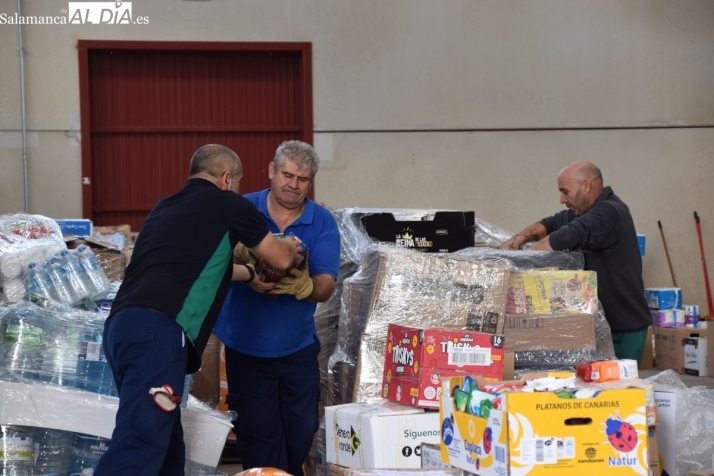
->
xmin=1 ymin=0 xmax=714 ymax=309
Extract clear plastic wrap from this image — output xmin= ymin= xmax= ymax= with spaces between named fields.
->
xmin=645 ymin=370 xmax=714 ymax=476
xmin=453 ymin=247 xmax=585 ymax=270
xmin=0 ymin=381 xmax=233 ymax=471
xmin=348 ymin=245 xmax=513 ymax=403
xmin=0 ymin=214 xmax=67 ymax=304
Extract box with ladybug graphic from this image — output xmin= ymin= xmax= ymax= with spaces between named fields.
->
xmin=440 ymin=374 xmax=649 ymax=476
xmin=382 ymin=324 xmax=506 ymax=409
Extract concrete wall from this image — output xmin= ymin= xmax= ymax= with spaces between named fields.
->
xmin=1 ymin=0 xmax=713 ymax=309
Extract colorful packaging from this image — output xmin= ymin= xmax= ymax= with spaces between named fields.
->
xmin=440 ymin=374 xmax=649 ymax=476
xmin=576 ymin=360 xmax=639 ymax=383
xmin=382 ymin=324 xmax=506 ymax=408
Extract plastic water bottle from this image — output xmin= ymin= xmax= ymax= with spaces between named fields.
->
xmin=45 ymin=255 xmax=79 ymax=306
xmin=74 ymin=331 xmax=117 ymax=396
xmin=24 ymin=262 xmax=56 ymax=302
xmin=1 ymin=308 xmax=48 ymax=382
xmin=66 ymin=433 xmax=110 ymax=476
xmin=76 ymin=246 xmax=110 ymax=298
xmin=32 ymin=427 xmax=71 ymax=476
xmin=60 ymin=250 xmax=93 ymax=302
xmin=0 ymin=425 xmax=34 ymax=476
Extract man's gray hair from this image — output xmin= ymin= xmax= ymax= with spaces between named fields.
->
xmin=273 ymin=140 xmax=320 ymax=178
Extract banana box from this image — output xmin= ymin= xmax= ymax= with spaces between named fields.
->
xmin=440 ymin=375 xmax=650 ymax=475
xmin=325 ymin=401 xmax=440 ymax=468
xmin=382 ymin=324 xmax=506 ymax=409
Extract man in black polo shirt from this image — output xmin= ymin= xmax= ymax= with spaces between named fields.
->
xmin=95 ymin=144 xmax=302 ymax=476
xmin=498 ymin=161 xmax=652 ymax=364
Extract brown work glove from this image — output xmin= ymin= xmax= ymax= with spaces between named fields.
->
xmin=270 ymin=258 xmax=313 ymax=300
xmin=233 ymin=242 xmax=259 ymax=266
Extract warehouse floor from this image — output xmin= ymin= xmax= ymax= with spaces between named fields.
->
xmin=214 ymin=368 xmax=714 ymax=475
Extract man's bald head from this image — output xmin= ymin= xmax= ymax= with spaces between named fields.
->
xmin=557 ymin=161 xmax=605 ymax=216
xmin=189 ymin=144 xmax=243 ymax=192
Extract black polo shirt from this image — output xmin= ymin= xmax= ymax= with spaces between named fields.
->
xmin=110 ymin=178 xmax=268 ymax=372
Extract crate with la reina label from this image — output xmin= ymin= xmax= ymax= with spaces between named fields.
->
xmin=439 ymin=374 xmax=649 ymax=476
xmin=382 ymin=324 xmax=506 ymax=409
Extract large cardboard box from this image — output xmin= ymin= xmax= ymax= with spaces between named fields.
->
xmin=382 ymin=324 xmax=506 ymax=409
xmin=325 ymin=401 xmax=441 ymax=468
xmin=359 ymin=211 xmax=475 ymax=253
xmin=440 ymin=375 xmax=649 ymax=476
xmin=329 ymin=464 xmax=461 ymax=476
xmin=647 ymin=426 xmax=660 ymax=476
xmin=503 ymin=313 xmax=596 ymax=351
xmin=654 ymin=327 xmax=706 ymax=373
xmin=655 ymin=390 xmax=677 ymax=476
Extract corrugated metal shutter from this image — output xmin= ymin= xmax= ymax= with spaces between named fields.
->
xmin=79 ymin=42 xmax=312 ymax=231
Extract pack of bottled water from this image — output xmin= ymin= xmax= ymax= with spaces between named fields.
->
xmin=24 ymin=246 xmax=111 ymax=307
xmin=0 ymin=301 xmax=116 ymax=397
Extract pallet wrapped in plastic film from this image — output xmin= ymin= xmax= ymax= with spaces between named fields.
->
xmin=337 ymin=245 xmax=513 ymax=404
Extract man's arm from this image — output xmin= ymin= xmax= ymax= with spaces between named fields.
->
xmin=497 ymin=222 xmax=548 ymax=250
xmin=306 ymin=274 xmax=336 ymax=303
xmin=250 ymin=233 xmax=302 ymax=271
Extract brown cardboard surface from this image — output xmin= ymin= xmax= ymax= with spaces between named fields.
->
xmin=641 ymin=326 xmax=654 ymax=369
xmin=654 ymin=327 xmax=706 ymax=373
xmin=707 ymin=323 xmax=714 ymax=377
xmin=503 ymin=313 xmax=596 ymax=351
xmin=687 ymin=470 xmax=714 ymax=476
xmin=190 ymin=334 xmax=220 ymax=408
xmin=648 ymin=426 xmax=660 ymax=475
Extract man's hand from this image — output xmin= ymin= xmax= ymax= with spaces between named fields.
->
xmin=498 ymin=234 xmax=526 ymax=250
xmin=270 ymin=261 xmax=313 ymax=300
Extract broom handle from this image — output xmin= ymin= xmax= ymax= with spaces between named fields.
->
xmin=658 ymin=221 xmax=677 ymax=287
xmin=694 ymin=212 xmax=714 ymax=318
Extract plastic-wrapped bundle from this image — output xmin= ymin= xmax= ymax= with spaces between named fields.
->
xmin=0 ymin=301 xmax=116 ymax=396
xmin=454 ymin=247 xmax=584 ymax=270
xmin=351 ymin=246 xmax=512 ymax=403
xmin=0 ymin=214 xmax=67 ymax=304
xmin=645 ymin=370 xmax=714 ymax=476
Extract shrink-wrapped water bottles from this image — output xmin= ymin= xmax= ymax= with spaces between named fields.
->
xmin=75 ymin=246 xmax=110 ymax=299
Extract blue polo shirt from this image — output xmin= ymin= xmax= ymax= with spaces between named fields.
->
xmin=213 ymin=189 xmax=341 ymax=357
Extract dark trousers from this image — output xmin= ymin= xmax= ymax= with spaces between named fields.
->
xmin=611 ymin=328 xmax=649 ymax=365
xmin=96 ymin=308 xmax=188 ymax=476
xmin=225 ymin=338 xmax=320 ymax=476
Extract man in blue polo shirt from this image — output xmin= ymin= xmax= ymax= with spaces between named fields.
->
xmin=214 ymin=140 xmax=340 ymax=476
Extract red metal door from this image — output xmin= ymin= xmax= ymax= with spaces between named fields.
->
xmin=78 ymin=41 xmax=313 ymax=231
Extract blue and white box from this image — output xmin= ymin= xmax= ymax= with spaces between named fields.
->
xmin=55 ymin=219 xmax=92 ymax=237
xmin=637 ymin=234 xmax=646 ymax=257
xmin=646 ymin=287 xmax=682 ymax=310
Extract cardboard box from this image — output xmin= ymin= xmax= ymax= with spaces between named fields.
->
xmin=325 ymin=401 xmax=441 ymax=468
xmin=54 ymin=218 xmax=92 ymax=237
xmin=440 ymin=375 xmax=649 ymax=476
xmin=421 ymin=443 xmax=453 ymax=469
xmin=645 ymin=288 xmax=682 ymax=310
xmin=688 ymin=471 xmax=714 ymax=476
xmin=507 ymin=270 xmax=598 ymax=315
xmin=359 ymin=211 xmax=475 ymax=253
xmin=709 ymin=324 xmax=714 ymax=377
xmin=683 ymin=337 xmax=708 ymax=376
xmin=503 ymin=314 xmax=596 ymax=351
xmin=654 ymin=327 xmax=706 ymax=373
xmin=640 ymin=326 xmax=654 ymax=370
xmin=647 ymin=426 xmax=660 ymax=476
xmin=329 ymin=464 xmax=461 ymax=476
xmin=382 ymin=325 xmax=505 ymax=409
xmin=655 ymin=390 xmax=677 ymax=476
xmin=190 ymin=334 xmax=220 ymax=407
